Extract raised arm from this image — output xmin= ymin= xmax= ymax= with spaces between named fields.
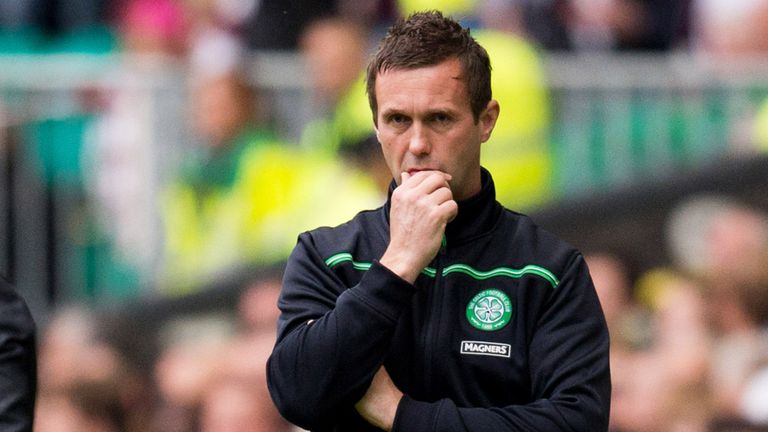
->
xmin=268 ymin=171 xmax=458 ymax=430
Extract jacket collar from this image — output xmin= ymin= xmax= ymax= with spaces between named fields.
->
xmin=384 ymin=167 xmax=502 ymax=245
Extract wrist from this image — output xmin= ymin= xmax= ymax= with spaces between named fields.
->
xmin=360 ymin=389 xmax=403 ymax=431
xmin=379 ymin=248 xmax=422 ymax=284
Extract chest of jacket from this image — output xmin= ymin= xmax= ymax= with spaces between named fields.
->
xmin=330 ymin=235 xmax=560 ymax=408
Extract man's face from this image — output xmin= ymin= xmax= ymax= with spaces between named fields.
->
xmin=374 ymin=58 xmax=498 ymax=201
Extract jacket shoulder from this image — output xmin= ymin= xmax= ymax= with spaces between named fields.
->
xmin=498 ymin=208 xmax=582 ymax=271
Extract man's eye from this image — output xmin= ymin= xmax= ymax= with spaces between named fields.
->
xmin=390 ymin=114 xmax=407 ymax=123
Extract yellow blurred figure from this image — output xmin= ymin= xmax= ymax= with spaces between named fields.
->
xmin=162 ymin=142 xmax=381 ymax=293
xmin=299 ymin=18 xmax=374 ymax=156
xmin=474 ymin=29 xmax=552 ymax=210
xmin=161 ymin=73 xmax=382 ymax=293
xmin=298 ymin=18 xmax=392 ymax=194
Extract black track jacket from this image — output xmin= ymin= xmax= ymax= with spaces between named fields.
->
xmin=267 ymin=169 xmax=611 ymax=431
xmin=0 ymin=276 xmax=37 ymax=432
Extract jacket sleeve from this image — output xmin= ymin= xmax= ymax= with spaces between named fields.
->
xmin=266 ymin=233 xmax=417 ymax=430
xmin=392 ymin=253 xmax=611 ymax=432
xmin=0 ymin=277 xmax=37 ymax=432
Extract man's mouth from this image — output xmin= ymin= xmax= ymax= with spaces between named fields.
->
xmin=407 ymin=168 xmax=438 ymax=175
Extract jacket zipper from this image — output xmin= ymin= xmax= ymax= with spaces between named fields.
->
xmin=421 ymin=235 xmax=447 ymax=394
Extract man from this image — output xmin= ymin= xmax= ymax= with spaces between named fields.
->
xmin=267 ymin=10 xmax=610 ymax=431
xmin=0 ymin=276 xmax=37 ymax=431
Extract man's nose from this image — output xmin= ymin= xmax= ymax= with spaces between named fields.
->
xmin=407 ymin=124 xmax=431 ymax=155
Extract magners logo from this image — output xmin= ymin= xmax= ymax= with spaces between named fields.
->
xmin=466 ymin=289 xmax=512 ymax=331
xmin=460 ymin=341 xmax=511 ymax=358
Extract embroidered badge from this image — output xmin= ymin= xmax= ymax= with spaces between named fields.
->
xmin=466 ymin=289 xmax=512 ymax=331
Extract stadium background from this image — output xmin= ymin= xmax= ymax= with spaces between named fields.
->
xmin=1 ymin=0 xmax=768 ymax=430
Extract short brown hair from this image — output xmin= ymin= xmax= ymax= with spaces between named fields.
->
xmin=365 ymin=10 xmax=492 ymax=124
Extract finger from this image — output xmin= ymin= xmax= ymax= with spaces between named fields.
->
xmin=400 ymin=171 xmax=410 ymax=184
xmin=439 ymin=199 xmax=459 ymax=223
xmin=402 ymin=170 xmax=453 ymax=183
xmin=407 ymin=171 xmax=452 ymax=195
xmin=427 ymin=185 xmax=454 ymax=205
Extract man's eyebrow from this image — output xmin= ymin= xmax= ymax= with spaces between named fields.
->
xmin=428 ymin=107 xmax=454 ymax=114
xmin=379 ymin=107 xmax=407 ymax=117
xmin=425 ymin=107 xmax=459 ymax=118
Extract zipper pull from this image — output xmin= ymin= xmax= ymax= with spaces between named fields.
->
xmin=440 ymin=235 xmax=447 ymax=255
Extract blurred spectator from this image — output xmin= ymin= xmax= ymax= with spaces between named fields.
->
xmin=610 ymin=269 xmax=712 ymax=432
xmin=706 ymin=275 xmax=768 ymax=420
xmin=667 ymin=195 xmax=768 ymax=423
xmin=37 ymin=306 xmax=129 ymax=391
xmin=202 ymin=277 xmax=291 ymax=431
xmin=151 ymin=276 xmax=291 ymax=431
xmin=640 ymin=270 xmax=711 ymax=389
xmin=667 ymin=195 xmax=768 ymax=285
xmin=152 ymin=314 xmax=232 ymax=431
xmin=160 ymin=68 xmax=382 ymax=292
xmin=200 ymin=332 xmax=289 ymax=431
xmin=35 ymin=305 xmax=150 ymax=432
xmin=585 ymin=252 xmax=650 ymax=350
xmin=297 ymin=17 xmax=390 ymax=193
xmin=610 ymin=349 xmax=711 ymax=432
xmin=159 ymin=70 xmax=280 ymax=291
xmin=470 ymin=21 xmax=553 ymax=210
xmin=299 ymin=18 xmax=369 ymax=122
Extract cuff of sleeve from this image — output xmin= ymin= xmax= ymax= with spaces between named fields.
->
xmin=392 ymin=395 xmax=439 ymax=432
xmin=351 ymin=260 xmax=416 ymax=323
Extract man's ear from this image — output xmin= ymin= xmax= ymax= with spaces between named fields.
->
xmin=479 ymin=100 xmax=500 ymax=143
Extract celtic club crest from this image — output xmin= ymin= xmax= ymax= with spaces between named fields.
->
xmin=466 ymin=289 xmax=512 ymax=331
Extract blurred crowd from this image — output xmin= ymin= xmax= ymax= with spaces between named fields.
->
xmin=589 ymin=194 xmax=768 ymax=431
xmin=30 ymin=193 xmax=768 ymax=432
xmin=1 ymin=0 xmax=768 ymax=431
xmin=2 ymin=0 xmax=767 ymax=293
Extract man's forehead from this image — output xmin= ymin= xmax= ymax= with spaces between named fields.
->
xmin=375 ymin=60 xmax=465 ymax=90
xmin=376 ymin=57 xmax=464 ymax=76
